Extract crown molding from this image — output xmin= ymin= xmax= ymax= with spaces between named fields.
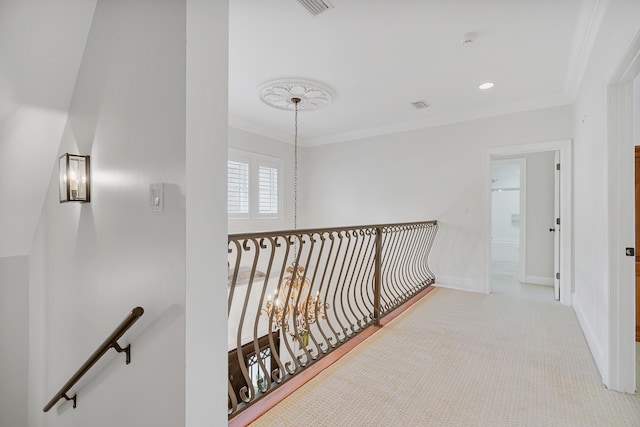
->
xmin=303 ymin=94 xmax=572 ymax=147
xmin=564 ymin=0 xmax=610 ymax=101
xmin=231 ymin=94 xmax=572 ymax=148
xmin=228 ymin=116 xmax=293 ymax=144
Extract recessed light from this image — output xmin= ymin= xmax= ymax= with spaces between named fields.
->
xmin=479 ymin=82 xmax=495 ymax=90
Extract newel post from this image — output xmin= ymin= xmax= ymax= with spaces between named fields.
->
xmin=374 ymin=226 xmax=382 ymax=326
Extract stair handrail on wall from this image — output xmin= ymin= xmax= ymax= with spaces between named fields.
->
xmin=43 ymin=306 xmax=144 ymax=412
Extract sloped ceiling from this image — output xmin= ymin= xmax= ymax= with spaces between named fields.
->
xmin=0 ymin=0 xmax=96 ymax=257
xmin=229 ymin=0 xmax=595 ymax=146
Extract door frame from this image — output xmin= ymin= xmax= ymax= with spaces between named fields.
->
xmin=485 ymin=139 xmax=573 ymax=306
xmin=605 ymin=31 xmax=640 ymax=394
xmin=490 ymin=158 xmax=527 ymax=284
xmin=554 ymin=150 xmax=561 ymax=300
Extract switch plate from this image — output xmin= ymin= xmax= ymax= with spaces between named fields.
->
xmin=149 ymin=183 xmax=164 ymax=212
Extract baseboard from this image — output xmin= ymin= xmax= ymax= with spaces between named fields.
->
xmin=524 ymin=275 xmax=554 ymax=286
xmin=573 ymin=296 xmax=606 ymax=383
xmin=636 ymin=326 xmax=640 ymax=342
xmin=435 ymin=275 xmax=486 ymax=294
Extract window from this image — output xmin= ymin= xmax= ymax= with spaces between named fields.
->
xmin=258 ymin=166 xmax=278 ymax=215
xmin=227 ymin=161 xmax=249 ymax=214
xmin=228 ymin=149 xmax=282 ymax=220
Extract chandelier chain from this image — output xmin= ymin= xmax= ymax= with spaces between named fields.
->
xmin=261 ymin=96 xmax=330 ymax=346
xmin=292 ymin=98 xmax=300 ymax=263
xmin=294 ymin=99 xmax=298 ymax=231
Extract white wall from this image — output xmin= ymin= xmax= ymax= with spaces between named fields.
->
xmin=29 ymin=1 xmax=187 ymax=426
xmin=185 ymin=0 xmax=228 ymax=425
xmin=228 ymin=127 xmax=295 ymax=233
xmin=300 ymin=105 xmax=573 ymax=292
xmin=635 ymin=73 xmax=640 ymax=146
xmin=0 ymin=255 xmax=29 ymax=427
xmin=572 ymin=0 xmax=640 ymax=388
xmin=0 ymin=0 xmax=96 ymax=257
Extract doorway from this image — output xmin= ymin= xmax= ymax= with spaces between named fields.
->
xmin=490 ymin=154 xmax=558 ymax=302
xmin=486 ymin=139 xmax=573 ymax=306
xmin=490 ymin=159 xmax=526 ymax=286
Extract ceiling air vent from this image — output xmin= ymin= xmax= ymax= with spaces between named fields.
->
xmin=411 ymin=100 xmax=430 ymax=109
xmin=297 ymin=0 xmax=333 ymax=16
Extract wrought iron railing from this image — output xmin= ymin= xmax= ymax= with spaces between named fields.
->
xmin=227 ymin=220 xmax=438 ymax=418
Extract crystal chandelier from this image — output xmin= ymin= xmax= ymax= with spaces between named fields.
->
xmin=258 ymin=85 xmax=333 ymax=345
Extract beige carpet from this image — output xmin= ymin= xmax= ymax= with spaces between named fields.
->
xmin=251 ymin=287 xmax=640 ymax=426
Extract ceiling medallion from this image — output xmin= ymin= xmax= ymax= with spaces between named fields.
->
xmin=258 ymin=79 xmax=334 ymax=111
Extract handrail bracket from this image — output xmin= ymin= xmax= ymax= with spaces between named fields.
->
xmin=62 ymin=393 xmax=77 ymax=409
xmin=112 ymin=341 xmax=132 ymax=365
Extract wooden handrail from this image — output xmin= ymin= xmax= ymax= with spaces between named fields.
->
xmin=228 ymin=219 xmax=438 ymax=241
xmin=43 ymin=306 xmax=144 ymax=412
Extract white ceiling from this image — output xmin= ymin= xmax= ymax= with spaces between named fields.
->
xmin=0 ymin=0 xmax=598 ymax=256
xmin=229 ymin=0 xmax=588 ymax=146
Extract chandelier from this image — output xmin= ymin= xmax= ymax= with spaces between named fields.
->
xmin=258 ymin=81 xmax=334 ymax=345
xmin=263 ymin=264 xmax=329 ymax=345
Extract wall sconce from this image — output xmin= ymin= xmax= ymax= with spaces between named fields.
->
xmin=59 ymin=154 xmax=91 ymax=203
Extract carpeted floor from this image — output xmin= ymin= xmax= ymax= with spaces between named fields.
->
xmin=251 ymin=287 xmax=640 ymax=426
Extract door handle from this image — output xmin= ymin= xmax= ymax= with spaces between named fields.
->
xmin=549 ymin=228 xmax=556 ymax=232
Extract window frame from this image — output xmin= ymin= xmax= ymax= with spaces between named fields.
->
xmin=228 ymin=149 xmax=283 ymax=221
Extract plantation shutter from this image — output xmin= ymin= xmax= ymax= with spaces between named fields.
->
xmin=228 ymin=160 xmax=249 ymax=214
xmin=258 ymin=166 xmax=278 ymax=215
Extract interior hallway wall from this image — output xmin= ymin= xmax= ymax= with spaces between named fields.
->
xmin=300 ymin=105 xmax=572 ymax=293
xmin=572 ymin=0 xmax=640 ymax=390
xmin=28 ymin=1 xmax=188 ymax=425
xmin=0 ymin=0 xmax=97 ymax=258
xmin=636 ymin=74 xmax=640 ymax=146
xmin=185 ymin=0 xmax=229 ymax=425
xmin=0 ymin=255 xmax=28 ymax=427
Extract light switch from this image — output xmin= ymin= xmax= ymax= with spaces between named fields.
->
xmin=149 ymin=183 xmax=164 ymax=212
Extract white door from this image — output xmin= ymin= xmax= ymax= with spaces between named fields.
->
xmin=553 ymin=150 xmax=560 ymax=300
